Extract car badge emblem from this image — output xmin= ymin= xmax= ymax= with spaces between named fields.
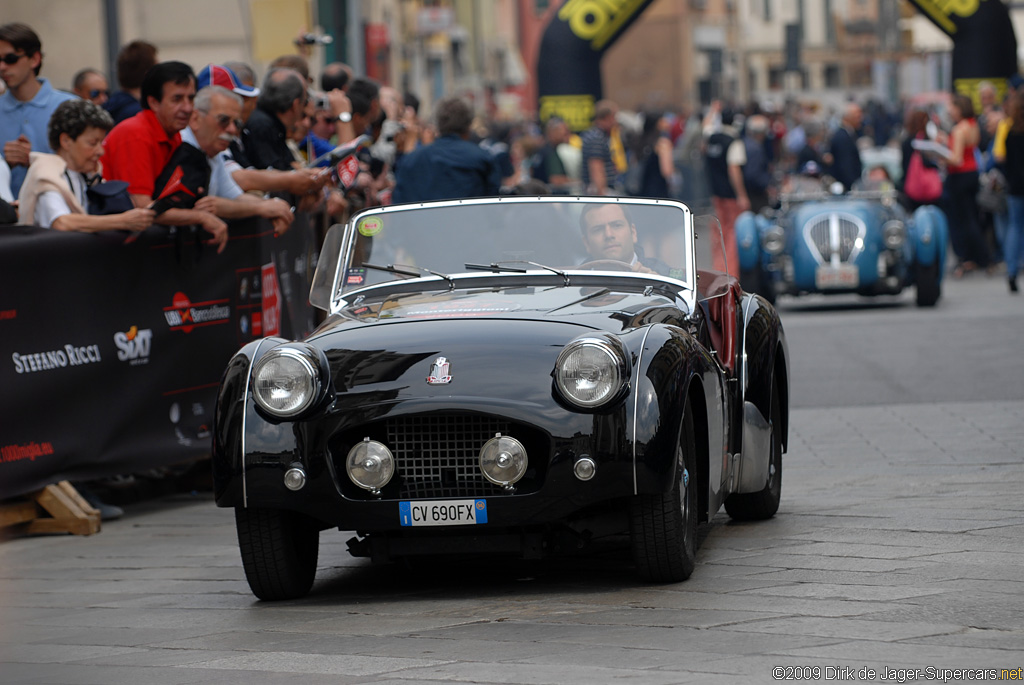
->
xmin=426 ymin=356 xmax=452 ymax=385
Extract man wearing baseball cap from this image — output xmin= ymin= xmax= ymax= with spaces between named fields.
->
xmin=197 ymin=63 xmax=260 ymax=98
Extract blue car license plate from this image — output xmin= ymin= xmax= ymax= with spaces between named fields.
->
xmin=399 ymin=499 xmax=488 ymax=526
xmin=815 ymin=264 xmax=859 ymax=289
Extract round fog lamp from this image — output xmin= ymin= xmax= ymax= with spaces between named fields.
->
xmin=479 ymin=434 xmax=527 ymax=487
xmin=346 ymin=438 xmax=394 ymax=493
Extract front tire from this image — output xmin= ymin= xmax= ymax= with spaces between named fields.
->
xmin=725 ymin=381 xmax=782 ymax=520
xmin=630 ymin=405 xmax=698 ymax=582
xmin=236 ymin=507 xmax=320 ymax=601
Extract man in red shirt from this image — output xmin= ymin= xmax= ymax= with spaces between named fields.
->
xmin=103 ymin=61 xmax=227 ymax=252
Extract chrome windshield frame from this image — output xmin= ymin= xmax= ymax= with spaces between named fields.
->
xmin=313 ymin=196 xmax=698 ymax=316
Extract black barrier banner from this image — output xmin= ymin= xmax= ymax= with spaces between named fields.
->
xmin=536 ymin=0 xmax=656 ymax=131
xmin=0 ymin=216 xmax=320 ymax=500
xmin=905 ymin=0 xmax=1018 ymax=105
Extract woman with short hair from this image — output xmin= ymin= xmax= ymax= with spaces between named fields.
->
xmin=17 ymin=98 xmax=154 ymax=232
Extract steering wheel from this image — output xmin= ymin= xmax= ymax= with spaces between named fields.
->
xmin=577 ymin=260 xmax=635 ymax=272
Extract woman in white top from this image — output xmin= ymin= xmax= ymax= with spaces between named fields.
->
xmin=0 ymin=155 xmax=14 ymax=203
xmin=17 ymin=99 xmax=154 ymax=231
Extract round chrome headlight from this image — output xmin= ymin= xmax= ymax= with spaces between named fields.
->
xmin=554 ymin=338 xmax=627 ymax=408
xmin=346 ymin=438 xmax=394 ymax=493
xmin=762 ymin=225 xmax=786 ymax=255
xmin=252 ymin=346 xmax=322 ymax=417
xmin=883 ymin=220 xmax=905 ymax=250
xmin=479 ymin=434 xmax=527 ymax=487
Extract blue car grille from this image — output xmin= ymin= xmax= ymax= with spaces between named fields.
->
xmin=387 ymin=414 xmax=511 ymax=499
xmin=805 ymin=213 xmax=865 ymax=263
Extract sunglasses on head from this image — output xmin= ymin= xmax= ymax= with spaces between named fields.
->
xmin=0 ymin=52 xmax=27 ymax=65
xmin=89 ymin=89 xmax=110 ymax=99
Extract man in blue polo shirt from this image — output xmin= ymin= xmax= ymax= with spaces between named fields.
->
xmin=0 ymin=23 xmax=77 ymax=196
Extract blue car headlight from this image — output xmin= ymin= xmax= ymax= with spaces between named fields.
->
xmin=252 ymin=345 xmax=325 ymax=417
xmin=883 ymin=220 xmax=905 ymax=250
xmin=554 ymin=337 xmax=629 ymax=409
xmin=762 ymin=225 xmax=786 ymax=254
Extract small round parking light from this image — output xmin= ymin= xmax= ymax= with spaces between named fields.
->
xmin=346 ymin=438 xmax=394 ymax=494
xmin=479 ymin=434 xmax=527 ymax=489
xmin=573 ymin=457 xmax=596 ymax=481
xmin=283 ymin=465 xmax=307 ymax=491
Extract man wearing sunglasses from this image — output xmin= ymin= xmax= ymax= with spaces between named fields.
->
xmin=180 ymin=85 xmax=293 ymax=236
xmin=0 ymin=23 xmax=77 ymax=196
xmin=72 ymin=68 xmax=110 ymax=107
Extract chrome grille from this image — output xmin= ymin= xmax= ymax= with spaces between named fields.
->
xmin=387 ymin=415 xmax=510 ymax=499
xmin=805 ymin=212 xmax=865 ymax=264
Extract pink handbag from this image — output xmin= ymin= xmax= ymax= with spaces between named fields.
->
xmin=904 ymin=150 xmax=942 ymax=203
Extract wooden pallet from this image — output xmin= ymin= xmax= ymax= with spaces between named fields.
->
xmin=0 ymin=481 xmax=101 ymax=537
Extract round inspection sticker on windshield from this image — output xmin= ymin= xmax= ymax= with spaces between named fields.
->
xmin=358 ymin=216 xmax=384 ymax=237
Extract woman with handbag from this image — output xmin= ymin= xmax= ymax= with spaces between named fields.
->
xmin=17 ymin=99 xmax=154 ymax=231
xmin=900 ymin=109 xmax=943 ymax=211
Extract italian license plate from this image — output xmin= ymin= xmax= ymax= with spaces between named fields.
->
xmin=399 ymin=499 xmax=488 ymax=527
xmin=815 ymin=264 xmax=859 ymax=289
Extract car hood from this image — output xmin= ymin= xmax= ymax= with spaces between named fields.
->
xmin=301 ymin=284 xmax=681 ymax=400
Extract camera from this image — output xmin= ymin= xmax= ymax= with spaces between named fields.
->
xmin=295 ymin=33 xmax=334 ymax=46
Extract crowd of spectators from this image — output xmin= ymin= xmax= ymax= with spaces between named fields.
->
xmin=0 ymin=21 xmax=503 ymax=247
xmin=3 ymin=20 xmax=1023 ymax=292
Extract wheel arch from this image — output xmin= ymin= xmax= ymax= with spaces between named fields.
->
xmin=773 ymin=338 xmax=790 ymax=454
xmin=213 ymin=336 xmax=289 ymax=506
xmin=686 ymin=374 xmax=711 ymax=523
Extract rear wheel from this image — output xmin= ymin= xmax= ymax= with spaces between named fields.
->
xmin=725 ymin=380 xmax=782 ymax=520
xmin=630 ymin=405 xmax=698 ymax=582
xmin=236 ymin=507 xmax=320 ymax=601
xmin=915 ymin=256 xmax=941 ymax=307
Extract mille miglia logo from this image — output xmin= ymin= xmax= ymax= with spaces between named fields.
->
xmin=163 ymin=292 xmax=231 ymax=334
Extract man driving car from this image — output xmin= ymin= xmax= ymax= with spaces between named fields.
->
xmin=579 ymin=203 xmax=669 ymax=275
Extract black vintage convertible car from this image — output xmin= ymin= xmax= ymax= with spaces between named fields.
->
xmin=213 ymin=197 xmax=789 ymax=600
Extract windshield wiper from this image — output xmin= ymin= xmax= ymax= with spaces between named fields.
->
xmin=465 ymin=260 xmax=569 ymax=286
xmin=363 ymin=262 xmax=454 ymax=290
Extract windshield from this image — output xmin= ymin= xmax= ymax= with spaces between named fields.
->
xmin=311 ymin=198 xmax=694 ymax=310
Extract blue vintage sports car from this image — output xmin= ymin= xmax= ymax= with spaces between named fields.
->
xmin=735 ymin=177 xmax=948 ymax=306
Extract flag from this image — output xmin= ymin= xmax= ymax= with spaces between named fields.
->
xmin=150 ymin=143 xmax=211 ymax=214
